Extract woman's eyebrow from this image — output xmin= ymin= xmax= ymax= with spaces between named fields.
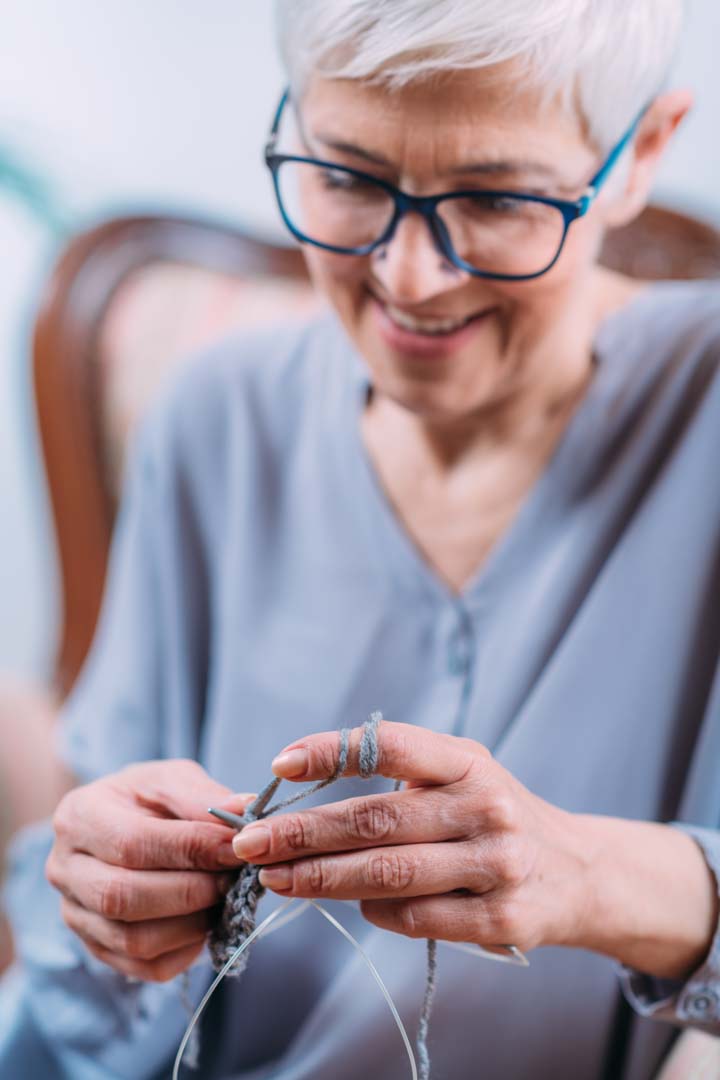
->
xmin=314 ymin=135 xmax=393 ymax=166
xmin=448 ymin=159 xmax=561 ymax=181
xmin=313 ymin=135 xmax=561 ymax=182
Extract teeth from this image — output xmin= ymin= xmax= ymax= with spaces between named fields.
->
xmin=385 ymin=304 xmax=470 ymax=336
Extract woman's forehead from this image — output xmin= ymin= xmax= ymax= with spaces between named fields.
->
xmin=300 ymin=71 xmax=594 ymax=184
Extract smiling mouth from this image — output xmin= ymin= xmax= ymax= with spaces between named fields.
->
xmin=371 ymin=294 xmax=493 ymax=337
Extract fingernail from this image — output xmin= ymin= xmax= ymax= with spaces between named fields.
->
xmin=232 ymin=825 xmax=271 ymax=859
xmin=271 ymin=748 xmax=308 ymax=778
xmin=259 ymin=865 xmax=293 ymax=891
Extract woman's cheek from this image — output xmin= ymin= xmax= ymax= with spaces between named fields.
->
xmin=304 ymin=249 xmax=367 ymax=306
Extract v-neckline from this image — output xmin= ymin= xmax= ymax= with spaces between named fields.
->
xmin=338 ymin=284 xmax=659 ymax=611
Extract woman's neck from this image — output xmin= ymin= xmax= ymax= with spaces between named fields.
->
xmin=358 ymin=271 xmax=647 ymax=593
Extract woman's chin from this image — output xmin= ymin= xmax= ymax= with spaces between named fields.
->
xmin=352 ymin=310 xmax=500 ymax=417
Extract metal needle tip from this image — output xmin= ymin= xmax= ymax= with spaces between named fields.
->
xmin=247 ymin=776 xmax=282 ymax=817
xmin=208 ymin=807 xmax=246 ymax=829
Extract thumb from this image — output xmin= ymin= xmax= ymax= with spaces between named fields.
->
xmin=134 ymin=761 xmax=255 ymax=825
xmin=217 ymin=792 xmax=259 ymax=813
xmin=174 ymin=787 xmax=257 ymax=826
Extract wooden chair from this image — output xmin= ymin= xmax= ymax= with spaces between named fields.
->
xmin=600 ymin=204 xmax=720 ymax=280
xmin=32 ymin=214 xmax=321 ymax=698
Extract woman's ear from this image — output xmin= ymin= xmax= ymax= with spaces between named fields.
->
xmin=602 ymin=89 xmax=693 ymax=229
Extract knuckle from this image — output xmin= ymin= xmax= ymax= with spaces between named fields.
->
xmin=178 ymin=877 xmax=196 ymax=913
xmin=51 ymin=793 xmax=76 ymax=841
xmin=368 ymin=852 xmax=414 ymax=893
xmin=306 ymin=859 xmax=331 ymax=893
xmin=282 ymin=816 xmax=310 ymax=853
xmin=458 ymin=736 xmax=491 ymax=761
xmin=179 ymin=872 xmax=211 ymax=912
xmin=118 ymin=923 xmax=154 ymax=960
xmin=96 ymin=875 xmax=130 ymax=920
xmin=394 ymin=901 xmax=422 ymax=937
xmin=485 ymin=792 xmax=518 ymax=834
xmin=314 ymin=741 xmax=340 ymax=778
xmin=51 ymin=804 xmax=67 ymax=839
xmin=487 ymin=896 xmax=523 ymax=943
xmin=179 ymin=829 xmax=207 ymax=867
xmin=111 ymin=830 xmax=142 ymax=867
xmin=45 ymin=850 xmax=62 ymax=890
xmin=492 ymin=836 xmax=527 ymax=888
xmin=348 ymin=798 xmax=399 ymax=842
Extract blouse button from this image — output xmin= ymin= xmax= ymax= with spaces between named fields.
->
xmin=446 ymin=625 xmax=473 ymax=676
xmin=683 ymin=988 xmax=720 ymax=1021
xmin=447 ymin=648 xmax=470 ymax=676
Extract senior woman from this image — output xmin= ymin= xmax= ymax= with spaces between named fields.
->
xmin=2 ymin=1 xmax=719 ymax=1077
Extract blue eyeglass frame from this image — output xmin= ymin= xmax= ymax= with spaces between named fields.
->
xmin=265 ymin=89 xmax=645 ymax=282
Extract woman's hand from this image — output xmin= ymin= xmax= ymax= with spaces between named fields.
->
xmin=231 ymin=722 xmax=593 ymax=956
xmin=232 ymin=722 xmax=719 ymax=979
xmin=46 ymin=760 xmax=252 ymax=982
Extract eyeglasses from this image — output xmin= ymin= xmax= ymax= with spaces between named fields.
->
xmin=265 ymin=89 xmax=643 ymax=282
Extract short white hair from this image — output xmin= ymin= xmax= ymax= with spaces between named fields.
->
xmin=274 ymin=0 xmax=685 ymax=152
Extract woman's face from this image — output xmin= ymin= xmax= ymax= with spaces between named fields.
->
xmin=294 ymin=70 xmax=643 ymax=422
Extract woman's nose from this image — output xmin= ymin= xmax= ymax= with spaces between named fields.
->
xmin=370 ymin=211 xmax=469 ymax=303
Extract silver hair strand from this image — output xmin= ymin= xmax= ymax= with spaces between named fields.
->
xmin=274 ymin=0 xmax=686 ymax=152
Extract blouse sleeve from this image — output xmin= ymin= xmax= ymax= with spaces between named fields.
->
xmin=56 ymin=388 xmax=214 ymax=781
xmin=619 ymin=824 xmax=720 ymax=1033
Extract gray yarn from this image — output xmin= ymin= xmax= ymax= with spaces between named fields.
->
xmin=358 ymin=710 xmax=382 ymax=777
xmin=203 ymin=715 xmax=436 ymax=1076
xmin=208 ymin=728 xmax=350 ymax=973
xmin=416 ymin=939 xmax=438 ymax=1080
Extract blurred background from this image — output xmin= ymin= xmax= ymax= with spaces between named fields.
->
xmin=1 ymin=0 xmax=719 ymax=686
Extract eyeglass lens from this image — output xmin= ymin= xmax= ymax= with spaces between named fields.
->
xmin=275 ymin=160 xmax=567 ymax=276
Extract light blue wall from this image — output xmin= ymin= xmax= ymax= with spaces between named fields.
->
xmin=0 ymin=1 xmax=718 ymax=680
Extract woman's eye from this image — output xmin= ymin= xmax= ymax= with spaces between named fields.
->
xmin=476 ymin=195 xmax=525 ymax=213
xmin=317 ymin=168 xmax=382 ymax=198
xmin=321 ymin=170 xmax=374 ymax=193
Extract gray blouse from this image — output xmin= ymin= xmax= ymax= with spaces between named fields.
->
xmin=3 ymin=280 xmax=720 ymax=1080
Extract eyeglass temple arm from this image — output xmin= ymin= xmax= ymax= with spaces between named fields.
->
xmin=266 ymin=87 xmax=291 ymax=156
xmin=580 ymin=106 xmax=649 ymax=211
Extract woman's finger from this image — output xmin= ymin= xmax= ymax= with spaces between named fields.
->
xmin=60 ymin=896 xmax=216 ymax=961
xmin=54 ymin=789 xmax=254 ymax=871
xmin=47 ymin=850 xmax=234 ymax=922
xmin=360 ymin=892 xmax=519 ymax=946
xmin=271 ymin=720 xmax=487 ymax=786
xmin=126 ymin=764 xmax=252 ymax=826
xmin=257 ymin=841 xmax=497 ymax=900
xmin=232 ymin=786 xmax=470 ymax=864
xmin=82 ymin=937 xmax=205 ymax=983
